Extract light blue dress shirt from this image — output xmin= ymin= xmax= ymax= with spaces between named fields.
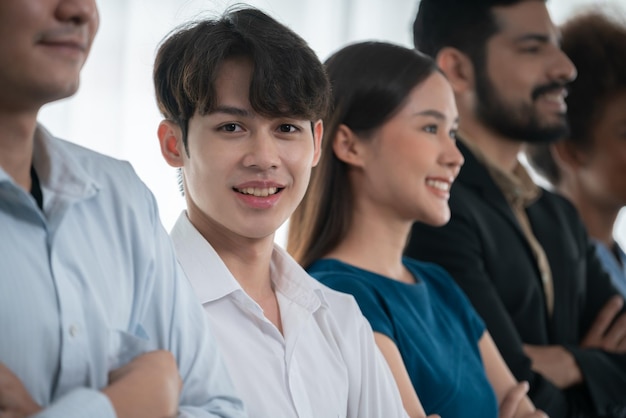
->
xmin=0 ymin=126 xmax=246 ymax=418
xmin=593 ymin=239 xmax=626 ymax=299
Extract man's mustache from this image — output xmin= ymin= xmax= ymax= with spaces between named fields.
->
xmin=532 ymin=82 xmax=569 ymax=101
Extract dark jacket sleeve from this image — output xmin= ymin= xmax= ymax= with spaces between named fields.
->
xmin=557 ymin=199 xmax=626 ymax=417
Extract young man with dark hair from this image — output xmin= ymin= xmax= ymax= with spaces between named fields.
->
xmin=0 ymin=1 xmax=245 ymax=417
xmin=526 ymin=10 xmax=626 ymax=299
xmin=155 ymin=7 xmax=408 ymax=418
xmin=405 ymin=0 xmax=626 ymax=416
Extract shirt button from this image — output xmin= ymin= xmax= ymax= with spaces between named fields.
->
xmin=69 ymin=324 xmax=79 ymax=337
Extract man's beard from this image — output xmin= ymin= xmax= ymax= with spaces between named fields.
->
xmin=474 ymin=65 xmax=569 ymax=144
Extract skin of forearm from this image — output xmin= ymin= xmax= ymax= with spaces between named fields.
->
xmin=524 ymin=345 xmax=583 ymax=389
xmin=103 ymin=351 xmax=182 ymax=418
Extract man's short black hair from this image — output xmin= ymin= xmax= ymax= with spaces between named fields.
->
xmin=413 ymin=0 xmax=545 ymax=65
xmin=153 ymin=6 xmax=330 ymax=154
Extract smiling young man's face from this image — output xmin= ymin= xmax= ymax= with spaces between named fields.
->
xmin=160 ymin=56 xmax=322 ymax=244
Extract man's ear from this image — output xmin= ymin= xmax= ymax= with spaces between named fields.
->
xmin=436 ymin=47 xmax=475 ymax=94
xmin=332 ymin=124 xmax=365 ymax=167
xmin=157 ymin=120 xmax=185 ymax=168
xmin=312 ymin=119 xmax=323 ymax=167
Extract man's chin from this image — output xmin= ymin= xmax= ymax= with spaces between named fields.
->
xmin=525 ymin=121 xmax=569 ymax=144
xmin=496 ymin=118 xmax=569 ymax=144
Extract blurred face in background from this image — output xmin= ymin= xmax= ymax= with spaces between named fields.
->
xmin=574 ymin=91 xmax=626 ymax=211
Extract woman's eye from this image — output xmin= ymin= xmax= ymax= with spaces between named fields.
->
xmin=424 ymin=125 xmax=437 ymax=134
xmin=449 ymin=129 xmax=458 ymax=139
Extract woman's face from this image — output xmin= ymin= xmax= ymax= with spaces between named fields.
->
xmin=355 ymin=72 xmax=464 ymax=226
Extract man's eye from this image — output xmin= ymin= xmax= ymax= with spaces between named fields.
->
xmin=278 ymin=124 xmax=298 ymax=133
xmin=519 ymin=44 xmax=542 ymax=54
xmin=220 ymin=123 xmax=241 ymax=132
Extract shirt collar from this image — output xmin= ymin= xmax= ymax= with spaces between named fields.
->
xmin=33 ymin=124 xmax=100 ymax=199
xmin=0 ymin=125 xmax=100 ymax=204
xmin=170 ymin=211 xmax=329 ymax=312
xmin=270 ymin=244 xmax=329 ymax=312
xmin=170 ymin=212 xmax=241 ymax=304
xmin=462 ymin=138 xmax=540 ymax=208
xmin=593 ymin=239 xmax=626 ymax=270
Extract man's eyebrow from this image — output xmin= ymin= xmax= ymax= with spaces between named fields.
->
xmin=210 ymin=106 xmax=252 ymax=117
xmin=514 ymin=33 xmax=551 ymax=43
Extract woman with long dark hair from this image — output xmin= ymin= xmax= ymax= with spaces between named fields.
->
xmin=288 ymin=41 xmax=545 ymax=418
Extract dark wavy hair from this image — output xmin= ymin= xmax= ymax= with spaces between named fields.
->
xmin=287 ymin=42 xmax=438 ymax=268
xmin=153 ymin=6 xmax=330 ymax=155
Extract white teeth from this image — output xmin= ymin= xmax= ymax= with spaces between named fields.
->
xmin=426 ymin=179 xmax=450 ymax=191
xmin=238 ymin=187 xmax=278 ymax=197
xmin=543 ymin=93 xmax=565 ymax=102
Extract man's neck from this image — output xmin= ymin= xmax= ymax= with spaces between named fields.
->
xmin=460 ymin=128 xmax=523 ymax=173
xmin=186 ymin=207 xmax=277 ymax=298
xmin=0 ymin=111 xmax=39 ymax=191
xmin=215 ymin=238 xmax=276 ymax=299
xmin=458 ymin=116 xmax=523 ymax=174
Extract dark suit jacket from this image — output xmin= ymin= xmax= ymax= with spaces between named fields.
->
xmin=405 ymin=140 xmax=626 ymax=418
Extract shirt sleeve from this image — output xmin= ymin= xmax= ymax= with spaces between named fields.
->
xmin=137 ymin=185 xmax=247 ymax=418
xmin=31 ymin=389 xmax=116 ymax=418
xmin=334 ymin=295 xmax=409 ymax=418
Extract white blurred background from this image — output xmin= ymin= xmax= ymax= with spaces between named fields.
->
xmin=39 ymin=0 xmax=626 ymax=246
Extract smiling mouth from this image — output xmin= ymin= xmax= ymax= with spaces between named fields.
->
xmin=234 ymin=187 xmax=281 ymax=197
xmin=426 ymin=179 xmax=451 ymax=191
xmin=539 ymin=91 xmax=566 ymax=102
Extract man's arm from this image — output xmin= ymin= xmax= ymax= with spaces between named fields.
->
xmin=523 ymin=295 xmax=626 ymax=389
xmin=1 ymin=352 xmax=183 ymax=418
xmin=581 ymin=295 xmax=626 ymax=353
xmin=103 ymin=351 xmax=182 ymax=418
xmin=0 ymin=363 xmax=41 ymax=418
xmin=563 ymin=229 xmax=626 ymax=416
xmin=522 ymin=345 xmax=582 ymax=389
xmin=139 ymin=188 xmax=246 ymax=418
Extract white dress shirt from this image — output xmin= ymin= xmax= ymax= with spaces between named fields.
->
xmin=0 ymin=126 xmax=245 ymax=418
xmin=171 ymin=212 xmax=408 ymax=418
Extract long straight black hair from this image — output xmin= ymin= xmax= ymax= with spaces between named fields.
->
xmin=288 ymin=41 xmax=438 ymax=268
